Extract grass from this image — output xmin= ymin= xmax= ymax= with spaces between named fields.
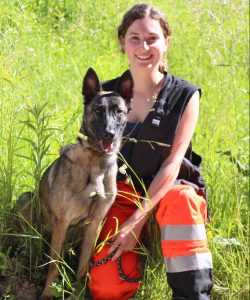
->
xmin=0 ymin=0 xmax=249 ymax=299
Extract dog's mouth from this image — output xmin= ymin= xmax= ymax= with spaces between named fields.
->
xmin=100 ymin=139 xmax=114 ymax=153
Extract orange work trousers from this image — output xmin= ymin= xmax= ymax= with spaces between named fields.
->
xmin=87 ymin=182 xmax=210 ymax=300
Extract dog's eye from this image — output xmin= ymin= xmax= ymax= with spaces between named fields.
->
xmin=117 ymin=109 xmax=124 ymax=114
xmin=94 ymin=107 xmax=103 ymax=115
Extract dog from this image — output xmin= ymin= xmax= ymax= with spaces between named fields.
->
xmin=39 ymin=67 xmax=133 ymax=299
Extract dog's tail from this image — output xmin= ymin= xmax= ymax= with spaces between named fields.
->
xmin=15 ymin=191 xmax=35 ymax=211
xmin=11 ymin=191 xmax=37 ymax=231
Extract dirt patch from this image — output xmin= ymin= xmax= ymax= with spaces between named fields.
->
xmin=0 ymin=275 xmax=40 ymax=300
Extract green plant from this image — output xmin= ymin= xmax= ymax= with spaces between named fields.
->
xmin=20 ymin=102 xmax=55 ymax=201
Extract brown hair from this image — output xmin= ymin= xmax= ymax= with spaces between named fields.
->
xmin=118 ymin=4 xmax=171 ymax=73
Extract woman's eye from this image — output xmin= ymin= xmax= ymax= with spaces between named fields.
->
xmin=131 ymin=36 xmax=139 ymax=41
xmin=148 ymin=36 xmax=157 ymax=43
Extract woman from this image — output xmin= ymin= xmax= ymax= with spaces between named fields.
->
xmin=66 ymin=4 xmax=213 ymax=300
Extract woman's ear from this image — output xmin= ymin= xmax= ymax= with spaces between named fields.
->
xmin=119 ymin=36 xmax=126 ymax=53
xmin=164 ymin=36 xmax=171 ymax=51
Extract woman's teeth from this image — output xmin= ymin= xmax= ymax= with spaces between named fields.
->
xmin=136 ymin=55 xmax=152 ymax=60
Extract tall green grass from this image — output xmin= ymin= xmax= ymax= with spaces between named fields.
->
xmin=0 ymin=0 xmax=249 ymax=299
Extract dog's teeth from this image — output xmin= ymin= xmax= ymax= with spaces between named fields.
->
xmin=100 ymin=140 xmax=114 ymax=153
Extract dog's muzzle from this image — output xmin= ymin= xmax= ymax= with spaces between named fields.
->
xmin=100 ymin=139 xmax=114 ymax=153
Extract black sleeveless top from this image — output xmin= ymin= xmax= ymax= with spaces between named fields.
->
xmin=102 ymin=72 xmax=207 ymax=200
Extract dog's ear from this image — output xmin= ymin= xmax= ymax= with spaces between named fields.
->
xmin=116 ymin=70 xmax=134 ymax=111
xmin=82 ymin=68 xmax=102 ymax=105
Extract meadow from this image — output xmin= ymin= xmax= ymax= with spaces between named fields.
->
xmin=0 ymin=0 xmax=249 ymax=299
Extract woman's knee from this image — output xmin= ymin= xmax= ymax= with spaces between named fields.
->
xmin=156 ymin=185 xmax=207 ymax=226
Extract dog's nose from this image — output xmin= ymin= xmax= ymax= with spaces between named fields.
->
xmin=103 ymin=130 xmax=115 ymax=139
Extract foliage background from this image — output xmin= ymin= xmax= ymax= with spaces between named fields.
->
xmin=0 ymin=0 xmax=249 ymax=299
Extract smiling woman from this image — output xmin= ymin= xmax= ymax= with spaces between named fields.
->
xmin=81 ymin=3 xmax=214 ymax=300
xmin=119 ymin=16 xmax=169 ymax=72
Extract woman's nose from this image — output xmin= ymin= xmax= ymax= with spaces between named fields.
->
xmin=142 ymin=40 xmax=149 ymax=50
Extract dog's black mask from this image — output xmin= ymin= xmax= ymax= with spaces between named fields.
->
xmin=81 ymin=68 xmax=133 ymax=153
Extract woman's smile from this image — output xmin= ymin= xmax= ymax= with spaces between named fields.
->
xmin=135 ymin=54 xmax=153 ymax=61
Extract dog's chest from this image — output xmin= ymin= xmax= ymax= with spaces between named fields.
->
xmin=90 ymin=154 xmax=115 ymax=172
xmin=59 ymin=156 xmax=115 ymax=225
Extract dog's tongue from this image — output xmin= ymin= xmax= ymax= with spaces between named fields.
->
xmin=100 ymin=139 xmax=114 ymax=152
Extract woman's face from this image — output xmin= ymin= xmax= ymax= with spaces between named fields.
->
xmin=120 ymin=16 xmax=170 ymax=72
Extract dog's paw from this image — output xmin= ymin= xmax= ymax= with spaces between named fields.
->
xmin=76 ymin=269 xmax=86 ymax=282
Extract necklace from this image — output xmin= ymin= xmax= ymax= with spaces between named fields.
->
xmin=132 ymin=76 xmax=164 ymax=103
xmin=146 ymin=92 xmax=158 ymax=103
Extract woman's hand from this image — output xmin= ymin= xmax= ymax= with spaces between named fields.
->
xmin=107 ymin=214 xmax=147 ymax=261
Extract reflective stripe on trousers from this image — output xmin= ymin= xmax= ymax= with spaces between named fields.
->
xmin=164 ymin=252 xmax=212 ymax=273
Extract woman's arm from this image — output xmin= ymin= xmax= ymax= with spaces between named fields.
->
xmin=108 ymin=91 xmax=200 ymax=260
xmin=147 ymin=90 xmax=200 ymax=201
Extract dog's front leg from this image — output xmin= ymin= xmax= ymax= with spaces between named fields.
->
xmin=76 ymin=172 xmax=109 ymax=281
xmin=103 ymin=164 xmax=117 ymax=203
xmin=76 ymin=215 xmax=103 ymax=281
xmin=76 ymin=185 xmax=111 ymax=281
xmin=40 ymin=219 xmax=69 ymax=300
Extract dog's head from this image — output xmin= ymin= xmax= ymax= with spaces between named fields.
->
xmin=81 ymin=68 xmax=133 ymax=153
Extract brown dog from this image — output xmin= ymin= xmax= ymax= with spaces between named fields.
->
xmin=39 ymin=68 xmax=133 ymax=299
